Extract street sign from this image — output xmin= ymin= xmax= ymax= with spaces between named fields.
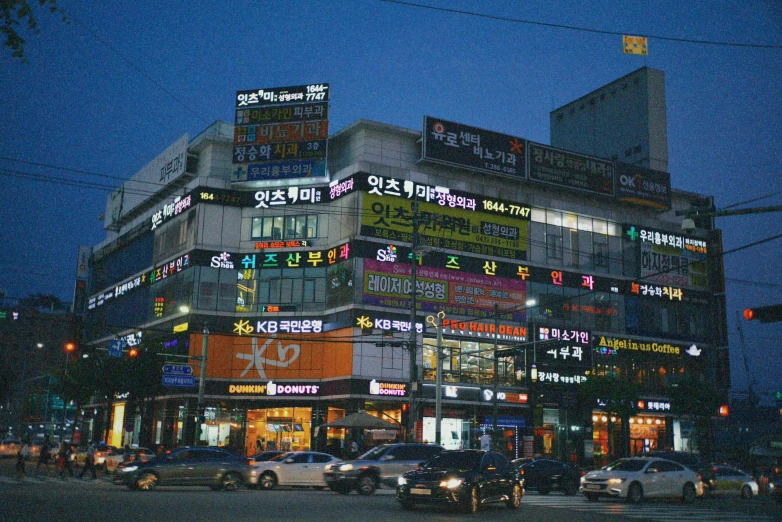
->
xmin=162 ymin=375 xmax=197 ymax=387
xmin=163 ymin=364 xmax=193 ymax=375
xmin=108 ymin=339 xmax=125 ymax=358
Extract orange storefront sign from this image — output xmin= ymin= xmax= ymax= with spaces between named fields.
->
xmin=189 ymin=328 xmax=353 ymax=380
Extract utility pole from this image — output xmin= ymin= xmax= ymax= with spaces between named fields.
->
xmin=408 ymin=199 xmax=420 ymax=441
xmin=427 ymin=311 xmax=446 ymax=446
xmin=195 ymin=323 xmax=209 ymax=445
xmin=492 ymin=304 xmax=499 ymax=450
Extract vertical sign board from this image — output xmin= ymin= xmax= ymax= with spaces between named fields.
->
xmin=233 ymin=84 xmax=330 ymax=182
xmin=108 ymin=339 xmax=125 ymax=358
xmin=528 ymin=142 xmax=615 ymax=197
xmin=421 ymin=116 xmax=527 ymax=180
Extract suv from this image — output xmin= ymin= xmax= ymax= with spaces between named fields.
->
xmin=641 ymin=451 xmax=716 ymax=492
xmin=324 ymin=443 xmax=443 ymax=495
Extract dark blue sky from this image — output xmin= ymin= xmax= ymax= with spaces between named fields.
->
xmin=0 ymin=0 xmax=779 ymax=402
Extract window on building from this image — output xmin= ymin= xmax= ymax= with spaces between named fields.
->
xmin=251 ymin=214 xmax=318 ymax=240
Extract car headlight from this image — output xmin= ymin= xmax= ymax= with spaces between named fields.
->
xmin=440 ymin=478 xmax=464 ymax=489
xmin=607 ymin=478 xmax=625 ymax=485
xmin=339 ymin=463 xmax=353 ymax=472
xmin=121 ymin=466 xmax=138 ymax=473
xmin=324 ymin=464 xmax=333 ymax=471
xmin=580 ymin=476 xmax=586 ymax=484
xmin=398 ymin=476 xmax=407 ymax=486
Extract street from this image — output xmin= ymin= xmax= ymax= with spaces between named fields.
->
xmin=1 ymin=460 xmax=779 ymax=522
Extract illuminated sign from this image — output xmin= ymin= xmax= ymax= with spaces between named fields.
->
xmin=376 ymin=244 xmax=398 ymax=262
xmin=637 ymin=399 xmax=671 ymax=412
xmin=151 ymin=194 xmax=193 ymax=230
xmin=536 ymin=326 xmax=592 ymax=371
xmin=210 ymin=252 xmax=235 ymax=269
xmin=536 ymin=370 xmax=587 ymax=385
xmin=623 ymin=224 xmax=709 ymax=289
xmin=227 ymin=381 xmax=321 ymax=396
xmin=441 ymin=318 xmax=528 ymax=342
xmin=232 ymin=319 xmax=323 ymax=335
xmin=445 ymin=386 xmax=459 ymax=398
xmin=422 ymin=116 xmax=527 ymax=179
xmin=355 ymin=312 xmax=424 ymax=334
xmin=363 ymin=259 xmax=528 ymax=322
xmin=369 ymin=380 xmax=408 ymax=397
xmin=615 ymin=163 xmax=671 ymax=210
xmin=238 ymin=159 xmax=327 ymax=182
xmin=255 ymin=240 xmax=309 ymax=249
xmin=594 ymin=335 xmax=705 ymax=359
xmin=258 ymin=305 xmax=296 ymax=313
xmin=235 ymin=84 xmax=329 ymax=107
xmin=361 ymin=192 xmax=529 ymax=260
xmin=630 ymin=282 xmax=684 ymax=301
xmin=481 ymin=390 xmax=527 ymax=404
xmin=528 ymin=142 xmax=614 ymax=197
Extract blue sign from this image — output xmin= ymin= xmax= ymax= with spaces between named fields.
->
xmin=163 ymin=364 xmax=193 ymax=375
xmin=162 ymin=375 xmax=197 ymax=387
xmin=484 ymin=416 xmax=526 ymax=427
xmin=108 ymin=339 xmax=125 ymax=358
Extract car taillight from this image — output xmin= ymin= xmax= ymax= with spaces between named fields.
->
xmin=245 ymin=458 xmax=254 ymax=465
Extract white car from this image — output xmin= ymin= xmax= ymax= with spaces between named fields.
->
xmin=712 ymin=465 xmax=758 ymax=498
xmin=247 ymin=451 xmax=342 ymax=490
xmin=580 ymin=457 xmax=703 ymax=503
xmin=105 ymin=447 xmax=156 ymax=473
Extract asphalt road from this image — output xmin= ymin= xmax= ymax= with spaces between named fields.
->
xmin=1 ymin=458 xmax=779 ymax=522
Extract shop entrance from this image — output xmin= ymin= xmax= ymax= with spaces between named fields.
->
xmin=246 ymin=407 xmax=312 ymax=455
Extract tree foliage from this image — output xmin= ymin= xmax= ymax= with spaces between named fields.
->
xmin=1 ymin=0 xmax=66 ymax=61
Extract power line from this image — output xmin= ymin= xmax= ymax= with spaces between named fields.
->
xmin=379 ymin=0 xmax=782 ymax=50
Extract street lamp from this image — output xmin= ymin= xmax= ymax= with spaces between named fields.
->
xmin=426 ymin=311 xmax=446 ymax=446
xmin=61 ymin=341 xmax=76 ymax=440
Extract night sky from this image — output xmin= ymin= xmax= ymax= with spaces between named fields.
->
xmin=0 ymin=0 xmax=779 ymax=402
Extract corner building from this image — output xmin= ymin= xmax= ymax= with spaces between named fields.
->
xmin=82 ymin=70 xmax=728 ymax=464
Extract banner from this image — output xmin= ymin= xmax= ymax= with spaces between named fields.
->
xmin=623 ymin=35 xmax=648 ymax=55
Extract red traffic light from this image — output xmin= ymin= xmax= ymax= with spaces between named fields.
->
xmin=743 ymin=309 xmax=755 ymax=320
xmin=64 ymin=341 xmax=76 ymax=353
xmin=128 ymin=347 xmax=139 ymax=358
xmin=718 ymin=405 xmax=729 ymax=417
xmin=744 ymin=304 xmax=782 ymax=323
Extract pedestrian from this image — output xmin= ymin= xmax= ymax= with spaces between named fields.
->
xmin=56 ymin=444 xmax=74 ymax=479
xmin=78 ymin=444 xmax=97 ymax=479
xmin=35 ymin=436 xmax=52 ymax=476
xmin=16 ymin=441 xmax=30 ymax=479
xmin=255 ymin=438 xmax=262 ymax=454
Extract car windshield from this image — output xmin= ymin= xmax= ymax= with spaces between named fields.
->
xmin=269 ymin=452 xmax=293 ymax=462
xmin=422 ymin=451 xmax=482 ymax=471
xmin=357 ymin=445 xmax=391 ymax=461
xmin=606 ymin=459 xmax=647 ymax=472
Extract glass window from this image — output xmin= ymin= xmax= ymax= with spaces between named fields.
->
xmin=546 ymin=225 xmax=563 ymax=260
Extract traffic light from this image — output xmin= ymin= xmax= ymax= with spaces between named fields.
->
xmin=64 ymin=341 xmax=76 ymax=353
xmin=128 ymin=347 xmax=139 ymax=358
xmin=743 ymin=304 xmax=782 ymax=323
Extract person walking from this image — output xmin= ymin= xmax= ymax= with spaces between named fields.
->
xmin=15 ymin=441 xmax=30 ymax=479
xmin=56 ymin=444 xmax=69 ymax=480
xmin=35 ymin=436 xmax=52 ymax=476
xmin=78 ymin=444 xmax=97 ymax=480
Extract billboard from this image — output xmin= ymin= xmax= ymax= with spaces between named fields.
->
xmin=421 ymin=116 xmax=526 ymax=179
xmin=623 ymin=225 xmax=709 ymax=289
xmin=528 ymin=142 xmax=615 ymax=196
xmin=615 ymin=163 xmax=671 ymax=210
xmin=360 ymin=192 xmax=529 ymax=260
xmin=233 ymin=83 xmax=329 ymax=183
xmin=362 ymin=258 xmax=527 ymax=321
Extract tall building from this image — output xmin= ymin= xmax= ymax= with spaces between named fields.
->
xmin=80 ymin=75 xmax=727 ymax=463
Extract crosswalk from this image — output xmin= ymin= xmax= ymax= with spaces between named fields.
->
xmin=521 ymin=493 xmax=778 ymax=522
xmin=0 ymin=474 xmax=116 ymax=488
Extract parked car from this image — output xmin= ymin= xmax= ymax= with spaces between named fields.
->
xmin=0 ymin=438 xmax=22 ymax=458
xmin=116 ymin=447 xmax=249 ymax=491
xmin=324 ymin=443 xmax=444 ymax=495
xmin=106 ymin=446 xmax=156 ymax=474
xmin=712 ymin=465 xmax=758 ymax=498
xmin=396 ymin=449 xmax=524 ymax=513
xmin=245 ymin=450 xmax=286 ymax=464
xmin=642 ymin=451 xmax=716 ymax=492
xmin=580 ymin=457 xmax=703 ymax=503
xmin=94 ymin=445 xmax=119 ymax=469
xmin=248 ymin=451 xmax=341 ymax=490
xmin=513 ymin=458 xmax=582 ymax=495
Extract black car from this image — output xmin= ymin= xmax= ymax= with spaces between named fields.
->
xmin=513 ymin=458 xmax=581 ymax=495
xmin=397 ymin=450 xmax=524 ymax=514
xmin=641 ymin=451 xmax=716 ymax=491
xmin=116 ymin=447 xmax=250 ymax=491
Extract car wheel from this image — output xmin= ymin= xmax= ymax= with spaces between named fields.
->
xmin=357 ymin=475 xmax=377 ymax=495
xmin=682 ymin=482 xmax=696 ymax=504
xmin=221 ymin=472 xmax=242 ymax=492
xmin=740 ymin=485 xmax=752 ymax=499
xmin=136 ymin=471 xmax=158 ymax=491
xmin=627 ymin=482 xmax=643 ymax=504
xmin=259 ymin=471 xmax=277 ymax=490
xmin=460 ymin=486 xmax=479 ymax=514
xmin=507 ymin=483 xmax=522 ymax=509
xmin=584 ymin=493 xmax=600 ymax=502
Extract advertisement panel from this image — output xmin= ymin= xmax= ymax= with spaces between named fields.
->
xmin=623 ymin=225 xmax=709 ymax=289
xmin=362 ymin=258 xmax=527 ymax=321
xmin=593 ymin=334 xmax=706 ymax=361
xmin=421 ymin=116 xmax=526 ymax=179
xmin=361 ymin=193 xmax=529 ymax=260
xmin=233 ymin=83 xmax=329 ymax=183
xmin=528 ymin=142 xmax=614 ymax=196
xmin=191 ymin=328 xmax=353 ymax=380
xmin=615 ymin=163 xmax=671 ymax=210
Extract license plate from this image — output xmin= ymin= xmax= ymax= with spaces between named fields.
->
xmin=410 ymin=488 xmax=431 ymax=495
xmin=585 ymin=484 xmax=601 ymax=490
